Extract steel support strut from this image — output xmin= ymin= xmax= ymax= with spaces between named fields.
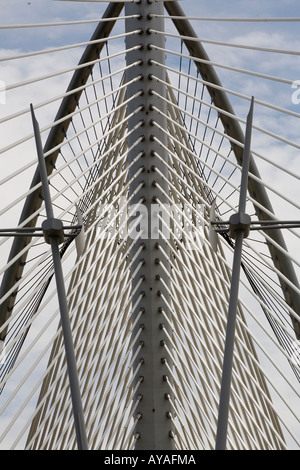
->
xmin=31 ymin=105 xmax=88 ymax=451
xmin=215 ymin=99 xmax=254 ymax=450
xmin=125 ymin=0 xmax=175 ymax=450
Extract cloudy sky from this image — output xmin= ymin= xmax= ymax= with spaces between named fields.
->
xmin=1 ymin=0 xmax=300 ymax=151
xmin=1 ymin=0 xmax=299 ymax=236
xmin=0 ymin=0 xmax=300 ymax=450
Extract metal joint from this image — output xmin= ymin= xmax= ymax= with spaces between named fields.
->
xmin=42 ymin=218 xmax=65 ymax=245
xmin=228 ymin=212 xmax=251 ymax=240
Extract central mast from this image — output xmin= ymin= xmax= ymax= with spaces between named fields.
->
xmin=125 ymin=0 xmax=175 ymax=450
